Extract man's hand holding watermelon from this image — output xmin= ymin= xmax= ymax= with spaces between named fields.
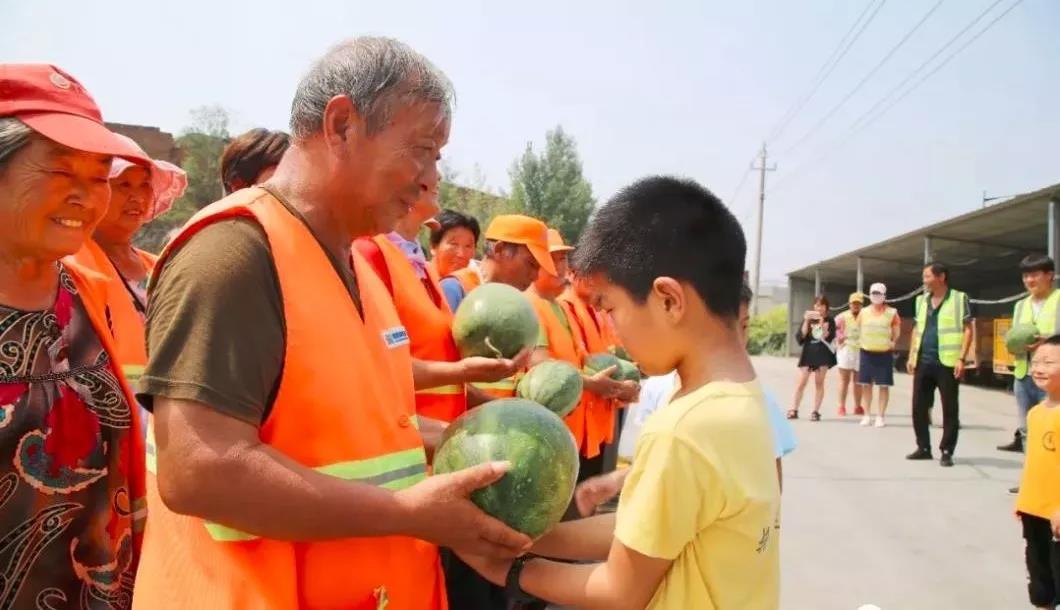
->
xmin=395 ymin=460 xmax=534 ymax=558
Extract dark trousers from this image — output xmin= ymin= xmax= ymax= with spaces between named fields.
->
xmin=912 ymin=361 xmax=960 ymax=454
xmin=1021 ymin=512 xmax=1060 ymax=608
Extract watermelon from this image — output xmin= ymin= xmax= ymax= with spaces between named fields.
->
xmin=616 ymin=359 xmax=641 ymax=382
xmin=609 ymin=345 xmax=632 ymax=361
xmin=452 ymin=283 xmax=540 ymax=358
xmin=584 ymin=353 xmax=621 ymax=378
xmin=1005 ymin=323 xmax=1040 ymax=355
xmin=516 ymin=360 xmax=584 ymax=417
xmin=433 ymin=398 xmax=579 ymax=538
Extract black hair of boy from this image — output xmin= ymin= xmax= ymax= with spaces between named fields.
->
xmin=1043 ymin=334 xmax=1060 ymax=347
xmin=429 ymin=209 xmax=481 ymax=248
xmin=739 ymin=283 xmax=753 ymax=306
xmin=572 ymin=176 xmax=747 ymax=319
xmin=1020 ymin=254 xmax=1056 ymax=274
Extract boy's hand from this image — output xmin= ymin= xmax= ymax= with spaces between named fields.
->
xmin=1050 ymin=510 xmax=1060 ymax=539
xmin=575 ymin=470 xmax=626 ymax=516
xmin=454 ymin=550 xmax=512 ymax=586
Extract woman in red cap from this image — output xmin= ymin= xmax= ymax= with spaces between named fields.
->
xmin=0 ymin=64 xmax=149 ymax=608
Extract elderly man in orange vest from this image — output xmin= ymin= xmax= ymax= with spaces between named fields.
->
xmin=132 ymin=37 xmax=531 ymax=610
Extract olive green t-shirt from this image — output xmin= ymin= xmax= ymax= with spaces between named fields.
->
xmin=138 ymin=191 xmax=359 ymax=425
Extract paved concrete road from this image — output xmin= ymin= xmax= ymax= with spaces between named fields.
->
xmin=757 ymin=356 xmax=1028 ymax=610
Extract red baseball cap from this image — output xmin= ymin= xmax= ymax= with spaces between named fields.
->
xmin=0 ymin=64 xmax=148 ymax=162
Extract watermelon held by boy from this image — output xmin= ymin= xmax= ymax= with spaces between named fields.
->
xmin=583 ymin=353 xmax=622 ymax=379
xmin=516 ymin=360 xmax=584 ymax=417
xmin=451 ymin=283 xmax=540 ymax=359
xmin=433 ymin=398 xmax=579 ymax=539
xmin=1004 ymin=323 xmax=1040 ymax=355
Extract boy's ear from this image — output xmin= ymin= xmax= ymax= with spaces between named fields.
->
xmin=652 ymin=277 xmax=685 ymax=322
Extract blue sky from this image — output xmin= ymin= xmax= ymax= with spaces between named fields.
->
xmin=3 ymin=0 xmax=1057 ymax=281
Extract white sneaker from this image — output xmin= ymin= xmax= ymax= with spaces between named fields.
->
xmin=874 ymin=416 xmax=886 ymax=428
xmin=860 ymin=416 xmax=872 ymax=427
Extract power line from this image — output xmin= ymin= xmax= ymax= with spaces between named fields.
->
xmin=839 ymin=0 xmax=1007 ymax=140
xmin=852 ymin=0 xmax=1024 ymax=135
xmin=781 ymin=0 xmax=945 ymax=157
xmin=769 ymin=0 xmax=1021 ymax=194
xmin=766 ymin=0 xmax=885 ymax=143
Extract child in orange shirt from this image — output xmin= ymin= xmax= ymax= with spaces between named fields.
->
xmin=1015 ymin=334 xmax=1060 ymax=609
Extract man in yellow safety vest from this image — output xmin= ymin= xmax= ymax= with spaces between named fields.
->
xmin=904 ymin=263 xmax=973 ymax=467
xmin=998 ymin=255 xmax=1059 ymax=458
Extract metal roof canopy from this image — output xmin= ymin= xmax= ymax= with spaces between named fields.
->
xmin=788 ymin=182 xmax=1060 ymax=298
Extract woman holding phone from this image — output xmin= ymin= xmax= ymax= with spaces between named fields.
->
xmin=789 ymin=296 xmax=837 ymax=420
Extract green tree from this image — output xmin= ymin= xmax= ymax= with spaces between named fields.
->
xmin=134 ymin=105 xmax=231 ymax=252
xmin=508 ymin=126 xmax=595 ymax=244
xmin=748 ymin=305 xmax=789 ymax=355
xmin=435 ymin=163 xmax=519 ymax=253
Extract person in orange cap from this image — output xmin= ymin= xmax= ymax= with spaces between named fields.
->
xmin=0 ymin=62 xmax=150 ymax=607
xmin=438 ymin=213 xmax=557 ymax=312
xmin=527 ymin=230 xmax=638 ymax=489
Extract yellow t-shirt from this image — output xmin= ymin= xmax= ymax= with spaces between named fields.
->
xmin=1016 ymin=402 xmax=1060 ymax=519
xmin=614 ymin=380 xmax=780 ymax=610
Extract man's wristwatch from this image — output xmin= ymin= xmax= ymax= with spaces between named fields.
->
xmin=505 ymin=555 xmax=537 ymax=603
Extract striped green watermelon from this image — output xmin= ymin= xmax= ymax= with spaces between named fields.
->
xmin=1005 ymin=323 xmax=1039 ymax=355
xmin=616 ymin=359 xmax=642 ymax=382
xmin=517 ymin=360 xmax=584 ymax=417
xmin=609 ymin=345 xmax=632 ymax=361
xmin=451 ymin=283 xmax=540 ymax=358
xmin=584 ymin=353 xmax=621 ymax=378
xmin=433 ymin=398 xmax=579 ymax=538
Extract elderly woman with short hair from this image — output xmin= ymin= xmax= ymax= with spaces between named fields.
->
xmin=0 ymin=64 xmax=148 ymax=607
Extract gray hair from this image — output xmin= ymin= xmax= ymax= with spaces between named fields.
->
xmin=0 ymin=117 xmax=34 ymax=167
xmin=289 ymin=36 xmax=454 ymax=138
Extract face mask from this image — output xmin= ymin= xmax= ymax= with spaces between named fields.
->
xmin=870 ymin=294 xmax=886 ymax=305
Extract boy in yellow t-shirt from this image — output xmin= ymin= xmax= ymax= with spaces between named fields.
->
xmin=1015 ymin=334 xmax=1060 ymax=609
xmin=457 ymin=176 xmax=780 ymax=609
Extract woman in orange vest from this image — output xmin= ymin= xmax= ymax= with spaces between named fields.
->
xmin=528 ymin=230 xmax=637 ymax=480
xmin=0 ymin=63 xmax=148 ymax=609
xmin=428 ymin=208 xmax=479 ymax=278
xmin=71 ymin=135 xmax=187 ymax=387
xmin=354 ymin=192 xmax=526 ymax=422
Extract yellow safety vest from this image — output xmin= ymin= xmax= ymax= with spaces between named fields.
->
xmin=838 ymin=310 xmax=861 ymax=349
xmin=859 ymin=306 xmax=897 ymax=353
xmin=910 ymin=289 xmax=968 ymax=368
xmin=1013 ymin=289 xmax=1060 ymax=379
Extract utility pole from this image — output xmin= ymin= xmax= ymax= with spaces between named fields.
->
xmin=751 ymin=142 xmax=777 ymax=316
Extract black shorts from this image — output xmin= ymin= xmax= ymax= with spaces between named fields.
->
xmin=858 ymin=351 xmax=895 ymax=387
xmin=1020 ymin=512 xmax=1060 ymax=607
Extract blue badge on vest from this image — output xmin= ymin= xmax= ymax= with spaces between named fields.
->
xmin=382 ymin=326 xmax=410 ymax=348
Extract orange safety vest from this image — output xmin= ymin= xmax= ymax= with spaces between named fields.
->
xmin=68 ymin=240 xmax=157 ymax=383
xmin=373 ymin=235 xmax=467 ymax=422
xmin=527 ymin=292 xmax=603 ymax=457
xmin=560 ymin=291 xmax=618 ymax=454
xmin=133 ymin=188 xmax=445 ymax=610
xmin=61 ymin=258 xmax=149 ymax=551
xmin=449 ymin=266 xmax=481 ymax=295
